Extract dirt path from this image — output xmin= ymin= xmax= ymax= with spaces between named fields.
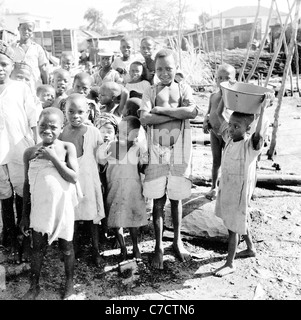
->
xmin=0 ymin=96 xmax=300 ymax=301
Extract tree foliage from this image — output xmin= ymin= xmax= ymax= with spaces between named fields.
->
xmin=84 ymin=8 xmax=108 ymax=35
xmin=113 ymin=0 xmax=191 ymax=35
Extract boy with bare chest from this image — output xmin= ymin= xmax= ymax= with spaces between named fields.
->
xmin=140 ymin=49 xmax=199 ymax=269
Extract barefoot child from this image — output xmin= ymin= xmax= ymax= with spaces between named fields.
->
xmin=60 ymin=93 xmax=105 ymax=266
xmin=20 ymin=107 xmax=79 ymax=300
xmin=203 ymin=63 xmax=236 ymax=200
xmin=97 ymin=116 xmax=147 ymax=261
xmin=213 ymin=92 xmax=272 ymax=277
xmin=139 ymin=49 xmax=199 ymax=269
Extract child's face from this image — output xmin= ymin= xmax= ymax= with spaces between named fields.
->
xmin=228 ymin=115 xmax=249 ymax=141
xmin=54 ymin=74 xmax=69 ymax=95
xmin=120 ymin=40 xmax=131 ymax=59
xmin=140 ymin=39 xmax=155 ymax=59
xmin=38 ymin=113 xmax=62 ymax=145
xmin=155 ymin=55 xmax=177 ymax=85
xmin=216 ymin=69 xmax=235 ymax=88
xmin=118 ymin=121 xmax=138 ymax=146
xmin=129 ymin=63 xmax=143 ymax=82
xmin=18 ymin=23 xmax=34 ymax=41
xmin=0 ymin=54 xmax=13 ymax=84
xmin=66 ymin=99 xmax=89 ymax=127
xmin=61 ymin=56 xmax=73 ymax=71
xmin=99 ymin=123 xmax=116 ymax=143
xmin=38 ymin=88 xmax=55 ymax=108
xmin=99 ymin=87 xmax=113 ymax=105
xmin=73 ymin=78 xmax=91 ymax=97
xmin=100 ymin=56 xmax=113 ymax=68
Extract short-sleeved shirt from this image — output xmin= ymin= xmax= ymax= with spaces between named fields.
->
xmin=0 ymin=80 xmax=37 ymax=165
xmin=111 ymin=57 xmax=133 ymax=83
xmin=12 ymin=41 xmax=48 ymax=88
xmin=91 ymin=68 xmax=123 ymax=87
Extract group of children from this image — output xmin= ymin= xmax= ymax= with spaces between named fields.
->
xmin=0 ymin=18 xmax=273 ymax=300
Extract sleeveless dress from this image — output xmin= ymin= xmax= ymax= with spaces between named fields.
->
xmin=106 ymin=143 xmax=147 ymax=228
xmin=75 ymin=126 xmax=105 ymax=224
xmin=28 ymin=158 xmax=79 ymax=244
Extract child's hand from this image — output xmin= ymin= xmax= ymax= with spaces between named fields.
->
xmin=203 ymin=116 xmax=210 ymax=134
xmin=19 ymin=216 xmax=30 ymax=237
xmin=35 ymin=145 xmax=57 ymax=160
xmin=261 ymin=91 xmax=275 ymax=110
xmin=150 ymin=107 xmax=162 ymax=114
xmin=97 ymin=142 xmax=112 ymax=164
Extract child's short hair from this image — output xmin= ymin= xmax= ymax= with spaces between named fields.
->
xmin=53 ymin=68 xmax=71 ymax=80
xmin=217 ymin=63 xmax=236 ymax=78
xmin=124 ymin=98 xmax=141 ymax=118
xmin=100 ymin=82 xmax=122 ymax=98
xmin=122 ymin=115 xmax=141 ymax=131
xmin=36 ymin=84 xmax=55 ymax=97
xmin=231 ymin=111 xmax=255 ymax=127
xmin=73 ymin=72 xmax=92 ymax=85
xmin=39 ymin=106 xmax=64 ymax=124
xmin=140 ymin=36 xmax=155 ymax=45
xmin=154 ymin=49 xmax=177 ymax=64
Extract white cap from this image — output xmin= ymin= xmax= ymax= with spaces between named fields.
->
xmin=97 ymin=48 xmax=115 ymax=57
xmin=18 ymin=16 xmax=35 ymax=27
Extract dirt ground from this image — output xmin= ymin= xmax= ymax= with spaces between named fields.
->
xmin=0 ymin=92 xmax=300 ymax=301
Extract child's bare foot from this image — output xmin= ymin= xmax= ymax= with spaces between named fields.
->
xmin=92 ymin=249 xmax=104 ymax=267
xmin=235 ymin=249 xmax=256 ymax=259
xmin=22 ymin=285 xmax=40 ymax=300
xmin=172 ymin=241 xmax=191 ymax=262
xmin=205 ymin=188 xmax=217 ymax=201
xmin=63 ymin=280 xmax=75 ymax=300
xmin=214 ymin=264 xmax=236 ymax=277
xmin=151 ymin=247 xmax=164 ymax=269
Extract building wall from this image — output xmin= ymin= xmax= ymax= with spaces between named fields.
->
xmin=3 ymin=13 xmax=52 ymax=35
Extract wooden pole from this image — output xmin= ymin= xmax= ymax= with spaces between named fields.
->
xmin=264 ymin=1 xmax=296 ymax=87
xmin=288 ymin=0 xmax=301 ymax=95
xmin=211 ymin=8 xmax=217 ymax=70
xmin=274 ymin=0 xmax=294 ymax=95
xmin=246 ymin=0 xmax=275 ymax=82
xmin=220 ymin=12 xmax=223 ymax=64
xmin=238 ymin=0 xmax=261 ymax=82
xmin=268 ymin=0 xmax=301 ymax=159
xmin=202 ymin=12 xmax=210 ymax=55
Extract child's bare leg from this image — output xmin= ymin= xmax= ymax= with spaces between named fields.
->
xmin=151 ymin=195 xmax=166 ymax=269
xmin=90 ymin=221 xmax=104 ymax=267
xmin=129 ymin=227 xmax=141 ymax=259
xmin=73 ymin=221 xmax=80 ymax=259
xmin=114 ymin=227 xmax=127 ymax=261
xmin=206 ymin=132 xmax=223 ymax=200
xmin=15 ymin=194 xmax=31 ymax=262
xmin=59 ymin=238 xmax=75 ymax=299
xmin=1 ymin=195 xmax=20 ymax=263
xmin=22 ymin=231 xmax=47 ymax=300
xmin=236 ymin=228 xmax=256 ymax=258
xmin=215 ymin=230 xmax=238 ymax=277
xmin=170 ymin=199 xmax=191 ymax=262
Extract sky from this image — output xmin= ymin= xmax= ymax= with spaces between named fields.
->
xmin=2 ymin=0 xmax=291 ymax=30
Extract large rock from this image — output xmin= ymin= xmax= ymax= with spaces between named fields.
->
xmin=164 ymin=186 xmax=228 ymax=241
